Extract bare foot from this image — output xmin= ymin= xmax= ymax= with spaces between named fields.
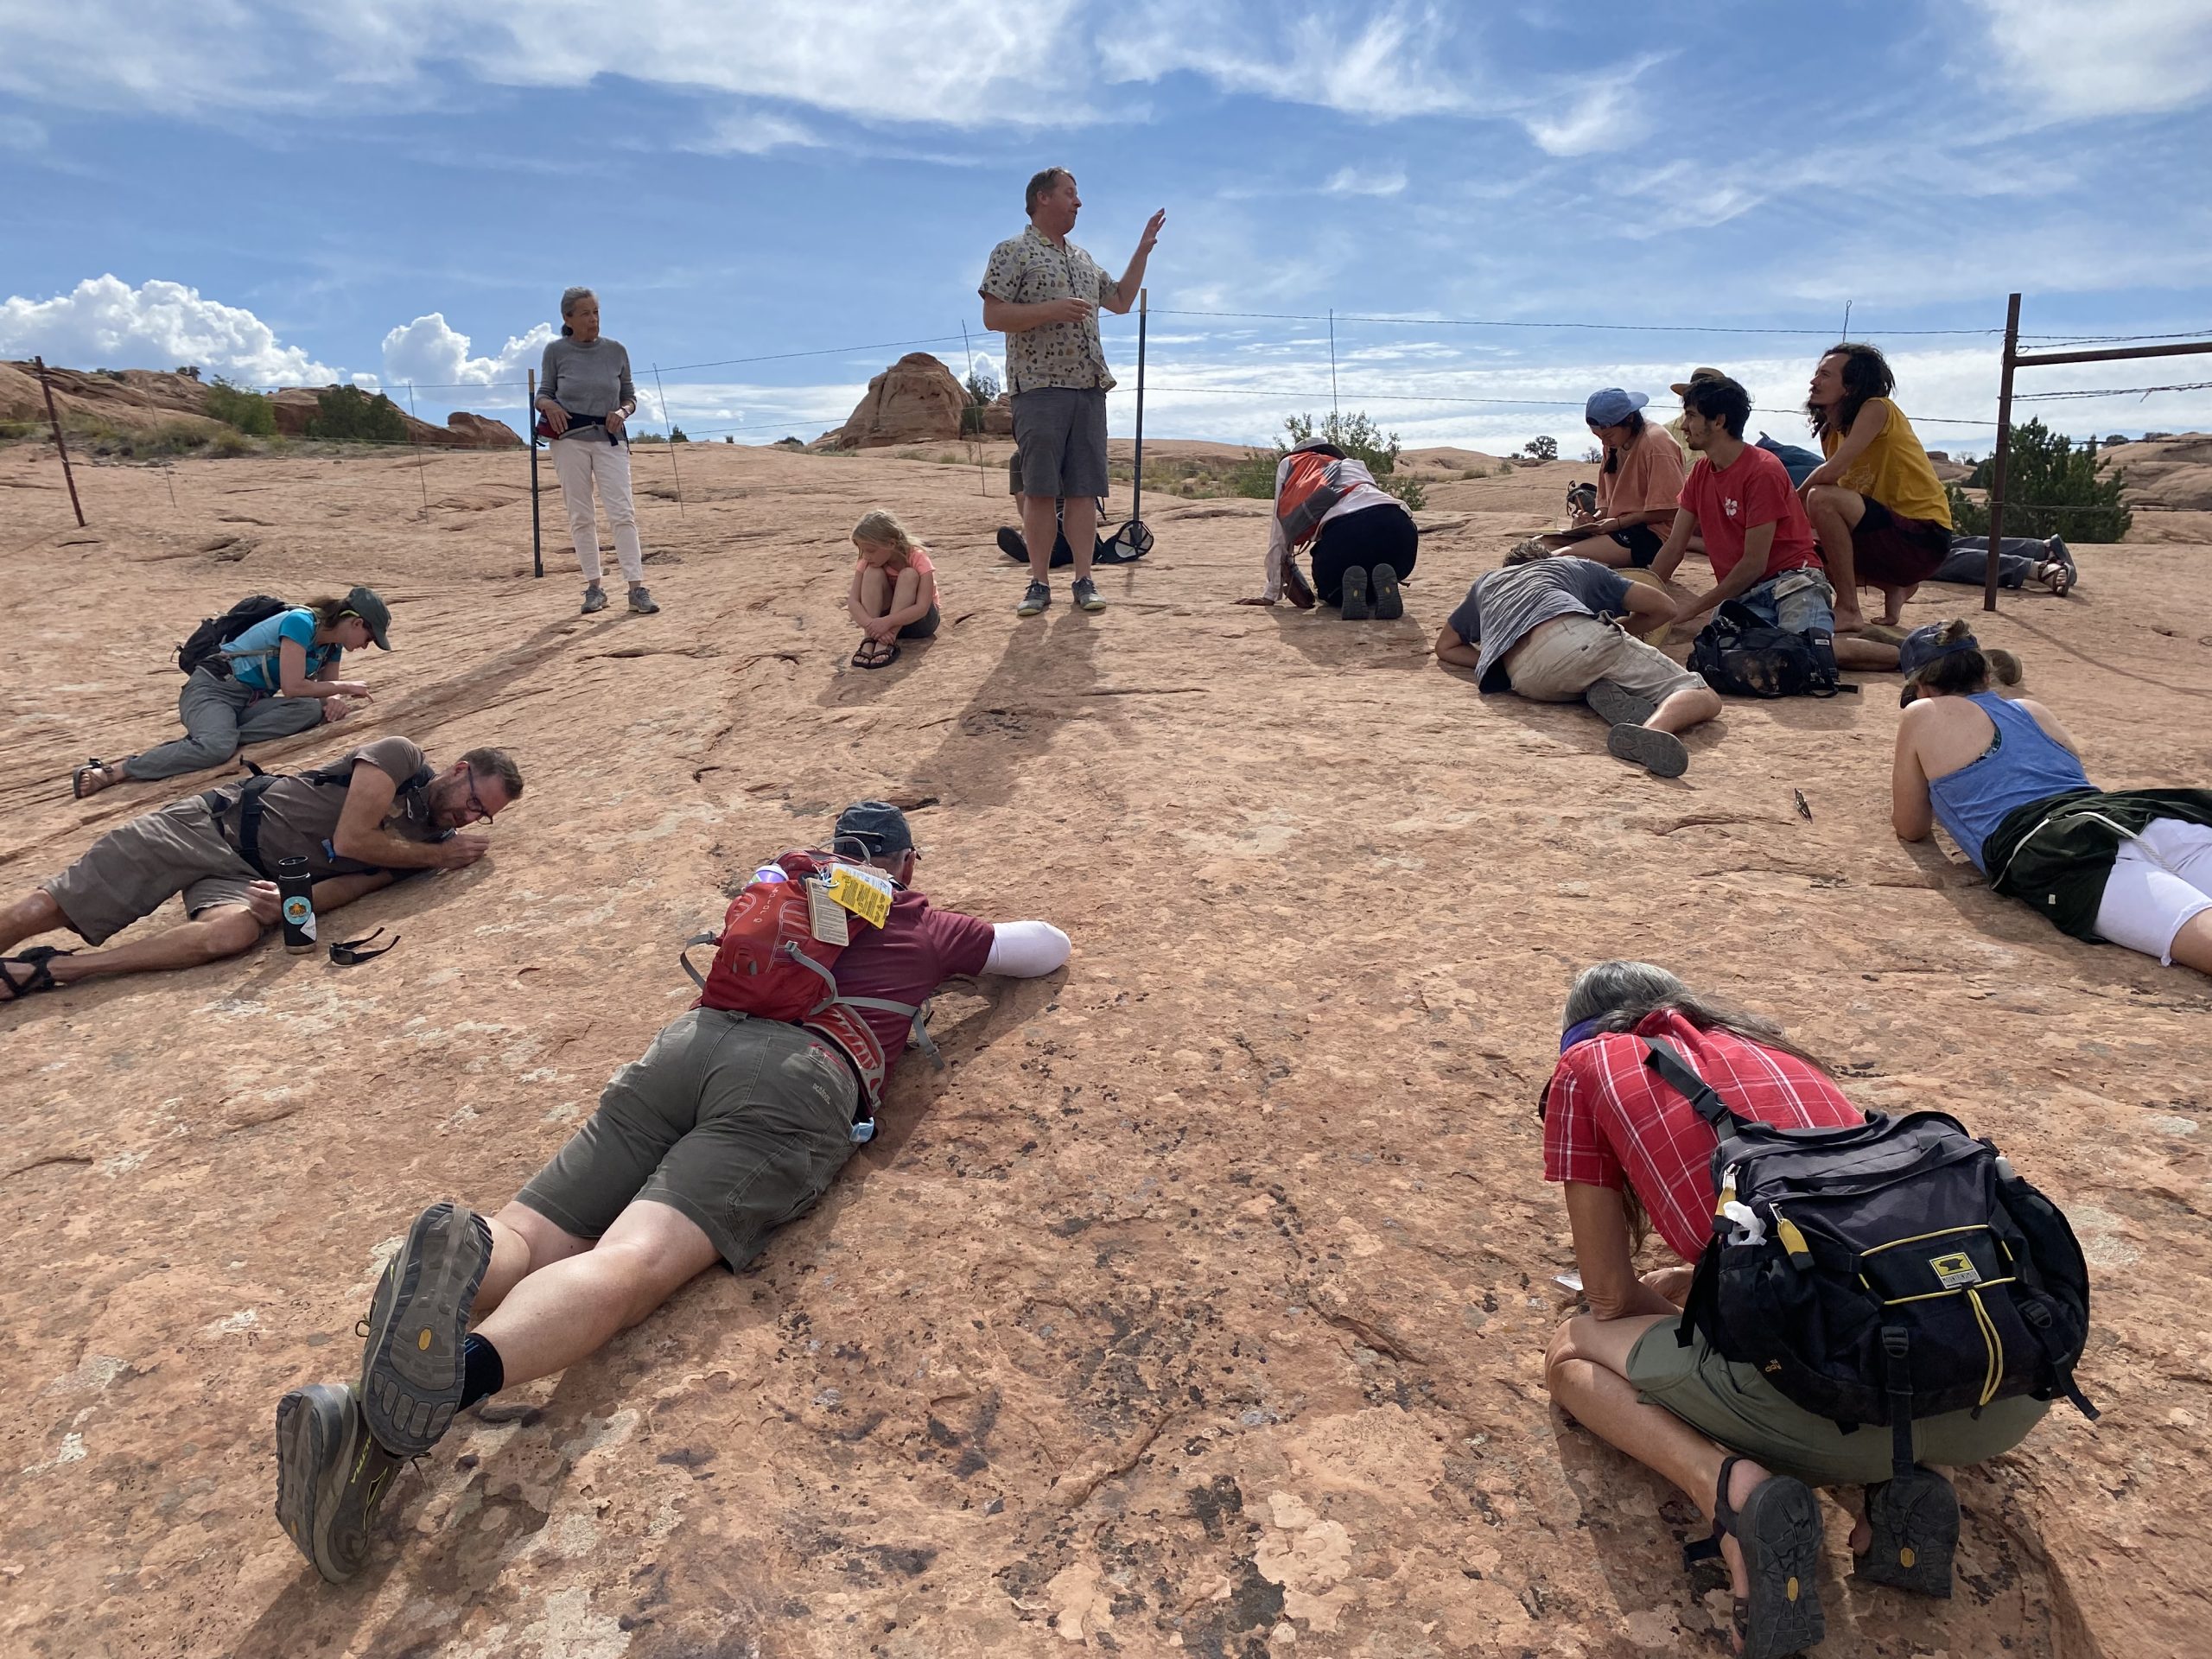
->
xmin=1833 ymin=606 xmax=1869 ymax=633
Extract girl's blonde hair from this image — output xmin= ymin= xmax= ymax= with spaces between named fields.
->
xmin=852 ymin=510 xmax=922 ymax=563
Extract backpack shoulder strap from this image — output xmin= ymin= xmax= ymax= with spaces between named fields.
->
xmin=842 ymin=994 xmax=943 ymax=1070
xmin=1642 ymin=1037 xmax=1749 ymax=1132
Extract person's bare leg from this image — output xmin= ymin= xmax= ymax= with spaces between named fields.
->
xmin=1833 ymin=634 xmax=1900 ymax=671
xmin=1878 ymin=582 xmax=1918 ymax=626
xmin=890 ymin=566 xmax=922 ymax=617
xmin=1803 ymin=486 xmax=1869 ymax=632
xmin=1548 ymin=1314 xmax=1796 ymax=1633
xmin=468 ymin=1198 xmax=721 ymax=1389
xmin=1020 ymin=493 xmax=1059 ymax=585
xmin=40 ymin=904 xmax=264 ymax=985
xmin=2167 ymin=909 xmax=2212 ymax=976
xmin=859 ymin=563 xmax=891 ymax=623
xmin=472 ymin=1203 xmax=594 ymax=1317
xmin=1649 ymin=683 xmax=1723 ymax=735
xmin=0 ymin=891 xmax=71 ymax=956
xmin=1063 ymin=494 xmax=1099 ymax=583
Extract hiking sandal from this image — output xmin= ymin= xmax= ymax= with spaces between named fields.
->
xmin=851 ymin=639 xmax=900 ymax=671
xmin=1 ymin=944 xmax=73 ymax=1001
xmin=1684 ymin=1456 xmax=1824 ymax=1659
xmin=73 ymin=760 xmax=117 ymax=799
xmin=2033 ymin=559 xmax=2075 ymax=597
xmin=1853 ymin=1469 xmax=1958 ymax=1598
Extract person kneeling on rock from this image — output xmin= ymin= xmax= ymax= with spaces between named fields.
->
xmin=846 ymin=510 xmax=943 ymax=670
xmin=1538 ymin=962 xmax=2056 ymax=1658
xmin=1237 ymin=439 xmax=1420 ymax=619
xmin=269 ymin=801 xmax=1070 ymax=1584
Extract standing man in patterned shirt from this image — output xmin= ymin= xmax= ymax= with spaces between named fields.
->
xmin=980 ymin=168 xmax=1165 ymax=619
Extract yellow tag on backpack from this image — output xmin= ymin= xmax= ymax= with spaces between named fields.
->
xmin=827 ymin=865 xmax=893 ymax=929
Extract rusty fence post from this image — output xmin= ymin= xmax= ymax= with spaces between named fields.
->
xmin=33 ymin=356 xmax=86 ymax=528
xmin=1983 ymin=294 xmax=2020 ymax=613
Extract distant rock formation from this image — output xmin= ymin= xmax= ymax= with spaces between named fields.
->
xmin=0 ymin=360 xmax=518 ymax=447
xmin=813 ymin=353 xmax=969 ymax=449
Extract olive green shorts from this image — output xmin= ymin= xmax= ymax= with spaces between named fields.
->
xmin=517 ymin=1008 xmax=859 ymax=1271
xmin=1626 ymin=1322 xmax=2050 ymax=1488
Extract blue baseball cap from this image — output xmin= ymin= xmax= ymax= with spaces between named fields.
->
xmin=1585 ymin=388 xmax=1649 ymax=427
xmin=1897 ymin=623 xmax=1981 ymax=704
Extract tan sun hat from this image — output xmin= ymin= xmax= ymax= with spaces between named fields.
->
xmin=1668 ymin=365 xmax=1727 ymax=397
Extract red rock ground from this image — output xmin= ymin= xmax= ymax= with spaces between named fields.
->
xmin=2 ymin=437 xmax=2209 ymax=1658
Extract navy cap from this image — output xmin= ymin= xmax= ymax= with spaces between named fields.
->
xmin=1899 ymin=623 xmax=1979 ymax=682
xmin=832 ymin=800 xmax=914 ymax=859
xmin=1584 ymin=387 xmax=1648 ymax=427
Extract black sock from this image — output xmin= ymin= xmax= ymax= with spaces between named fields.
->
xmin=460 ymin=1332 xmax=505 ymax=1409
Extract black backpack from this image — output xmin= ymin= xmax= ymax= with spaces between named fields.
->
xmin=1688 ymin=600 xmax=1856 ymax=699
xmin=1647 ymin=1039 xmax=2096 ymax=1480
xmin=178 ymin=595 xmax=290 ymax=677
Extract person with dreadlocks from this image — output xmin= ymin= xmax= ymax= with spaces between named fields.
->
xmin=1799 ymin=342 xmax=1951 ymax=633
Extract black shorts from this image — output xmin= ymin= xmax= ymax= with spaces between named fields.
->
xmin=1608 ymin=523 xmax=1665 ymax=568
xmin=898 ymin=603 xmax=942 ymax=639
xmin=1851 ymin=497 xmax=1949 ymax=587
xmin=1308 ymin=502 xmax=1420 ymax=607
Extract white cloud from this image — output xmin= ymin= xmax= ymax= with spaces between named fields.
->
xmin=694 ymin=110 xmax=821 ymax=155
xmin=1100 ymin=2 xmax=1474 ymax=119
xmin=0 ymin=275 xmax=346 ymax=385
xmin=1323 ymin=165 xmax=1408 ymax=198
xmin=1973 ymin=0 xmax=2212 ymax=118
xmin=1519 ymin=55 xmax=1664 ymax=156
xmin=381 ymin=313 xmax=554 ymax=391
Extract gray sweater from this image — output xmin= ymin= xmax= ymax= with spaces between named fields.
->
xmin=539 ymin=336 xmax=635 ymax=424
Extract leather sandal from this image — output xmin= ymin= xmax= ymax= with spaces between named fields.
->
xmin=1 ymin=944 xmax=73 ymax=1001
xmin=1853 ymin=1469 xmax=1957 ymax=1597
xmin=1683 ymin=1455 xmax=1825 ymax=1659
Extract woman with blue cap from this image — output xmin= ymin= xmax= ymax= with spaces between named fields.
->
xmin=1556 ymin=388 xmax=1685 ymax=569
xmin=1892 ymin=618 xmax=2212 ymax=976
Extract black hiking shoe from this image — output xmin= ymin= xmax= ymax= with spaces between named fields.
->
xmin=1339 ymin=566 xmax=1372 ymax=620
xmin=1369 ymin=565 xmax=1403 ymax=620
xmin=359 ymin=1202 xmax=492 ymax=1458
xmin=275 ymin=1382 xmax=403 ymax=1584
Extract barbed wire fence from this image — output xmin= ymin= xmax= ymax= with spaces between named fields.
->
xmin=16 ymin=302 xmax=2211 ymax=575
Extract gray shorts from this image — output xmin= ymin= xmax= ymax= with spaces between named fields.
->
xmin=517 ymin=1008 xmax=860 ymax=1271
xmin=42 ymin=797 xmax=264 ymax=944
xmin=1012 ymin=387 xmax=1109 ymax=499
xmin=1627 ymin=1323 xmax=2049 ymax=1488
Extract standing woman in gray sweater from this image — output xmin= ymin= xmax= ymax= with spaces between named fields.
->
xmin=537 ymin=287 xmax=660 ymax=615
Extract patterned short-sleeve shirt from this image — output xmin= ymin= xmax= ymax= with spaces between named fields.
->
xmin=979 ymin=225 xmax=1118 ymax=394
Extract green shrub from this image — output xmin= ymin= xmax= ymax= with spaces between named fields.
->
xmin=205 ymin=378 xmax=276 ymax=436
xmin=1229 ymin=410 xmax=1427 ymax=509
xmin=961 ymin=366 xmax=1000 ymax=436
xmin=1524 ymin=435 xmax=1558 ymax=461
xmin=668 ymin=425 xmax=690 ymax=442
xmin=1947 ymin=417 xmax=2130 ymax=542
xmin=305 ymin=385 xmax=408 ymax=443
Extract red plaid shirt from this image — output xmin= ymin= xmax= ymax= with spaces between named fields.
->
xmin=1541 ymin=1010 xmax=1860 ymax=1262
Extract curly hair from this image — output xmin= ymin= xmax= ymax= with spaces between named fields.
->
xmin=1807 ymin=341 xmax=1894 ymax=442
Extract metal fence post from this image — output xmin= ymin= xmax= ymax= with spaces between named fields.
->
xmin=33 ymin=356 xmax=86 ymax=528
xmin=1984 ymin=293 xmax=2021 ymax=613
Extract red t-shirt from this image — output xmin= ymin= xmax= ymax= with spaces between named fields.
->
xmin=833 ymin=887 xmax=995 ymax=1065
xmin=1541 ymin=1010 xmax=1861 ymax=1262
xmin=1678 ymin=444 xmax=1821 ymax=584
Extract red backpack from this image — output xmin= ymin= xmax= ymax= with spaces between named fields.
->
xmin=679 ymin=850 xmax=935 ymax=1126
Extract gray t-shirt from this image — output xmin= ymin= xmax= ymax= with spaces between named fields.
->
xmin=1446 ymin=557 xmax=1631 ymax=691
xmin=538 ymin=336 xmax=636 ymax=426
xmin=204 ymin=735 xmax=444 ymax=879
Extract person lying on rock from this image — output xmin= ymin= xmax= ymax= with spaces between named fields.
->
xmin=73 ymin=588 xmax=392 ymax=800
xmin=1800 ymin=342 xmax=1952 ymax=633
xmin=1929 ymin=531 xmax=2075 ymax=596
xmin=270 ymin=800 xmax=1071 ymax=1584
xmin=0 ymin=738 xmax=521 ymax=1000
xmin=1892 ymin=620 xmax=2212 ymax=976
xmin=1433 ymin=549 xmax=1720 ymax=778
xmin=1649 ymin=372 xmax=1900 ymax=671
xmin=1540 ymin=961 xmax=2052 ymax=1659
xmin=846 ymin=510 xmax=942 ymax=670
xmin=1235 ymin=438 xmax=1420 ymax=619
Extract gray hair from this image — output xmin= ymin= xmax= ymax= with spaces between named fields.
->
xmin=1560 ymin=959 xmax=1827 ymax=1070
xmin=559 ymin=286 xmax=596 ymax=320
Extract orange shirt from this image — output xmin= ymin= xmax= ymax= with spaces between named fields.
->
xmin=1597 ymin=426 xmax=1685 ymax=528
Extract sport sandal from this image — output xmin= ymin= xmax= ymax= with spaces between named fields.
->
xmin=1683 ymin=1455 xmax=1824 ymax=1659
xmin=1853 ymin=1468 xmax=1958 ymax=1598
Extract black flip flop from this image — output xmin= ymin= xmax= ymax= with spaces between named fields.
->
xmin=1854 ymin=1469 xmax=1957 ymax=1598
xmin=1369 ymin=565 xmax=1403 ymax=620
xmin=1339 ymin=566 xmax=1372 ymax=620
xmin=1 ymin=944 xmax=73 ymax=1001
xmin=1684 ymin=1456 xmax=1824 ymax=1659
xmin=996 ymin=526 xmax=1029 ymax=563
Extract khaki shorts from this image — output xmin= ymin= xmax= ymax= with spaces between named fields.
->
xmin=1627 ymin=1322 xmax=2050 ymax=1488
xmin=1503 ymin=613 xmax=1707 ymax=706
xmin=518 ymin=1009 xmax=860 ymax=1271
xmin=42 ymin=796 xmax=263 ymax=944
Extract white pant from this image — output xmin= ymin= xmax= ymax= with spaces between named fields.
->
xmin=550 ymin=435 xmax=645 ymax=583
xmin=2093 ymin=818 xmax=2212 ymax=964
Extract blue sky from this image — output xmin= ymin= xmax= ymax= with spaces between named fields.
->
xmin=3 ymin=0 xmax=2210 ymax=455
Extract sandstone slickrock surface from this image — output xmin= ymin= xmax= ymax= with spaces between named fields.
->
xmin=817 ymin=353 xmax=971 ymax=449
xmin=2 ymin=441 xmax=2208 ymax=1658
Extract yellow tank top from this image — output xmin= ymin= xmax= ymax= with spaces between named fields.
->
xmin=1821 ymin=397 xmax=1950 ymax=528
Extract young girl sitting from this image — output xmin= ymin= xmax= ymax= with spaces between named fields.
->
xmin=847 ymin=510 xmax=942 ymax=670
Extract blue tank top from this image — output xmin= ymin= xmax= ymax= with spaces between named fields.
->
xmin=1925 ymin=693 xmax=2094 ymax=871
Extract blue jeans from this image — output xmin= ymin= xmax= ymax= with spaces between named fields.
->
xmin=1737 ymin=569 xmax=1836 ymax=635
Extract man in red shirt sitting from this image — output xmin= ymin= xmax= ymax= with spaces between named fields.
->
xmin=1649 ymin=372 xmax=1900 ymax=671
xmin=1538 ymin=962 xmax=2049 ymax=1657
xmin=270 ymin=802 xmax=1070 ymax=1584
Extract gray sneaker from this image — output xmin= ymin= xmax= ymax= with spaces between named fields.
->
xmin=275 ymin=1381 xmax=403 ymax=1584
xmin=627 ymin=582 xmax=659 ymax=614
xmin=581 ymin=583 xmax=608 ymax=615
xmin=1017 ymin=580 xmax=1051 ymax=618
xmin=1071 ymin=576 xmax=1106 ymax=613
xmin=1586 ymin=680 xmax=1657 ymax=728
xmin=358 ymin=1201 xmax=492 ymax=1458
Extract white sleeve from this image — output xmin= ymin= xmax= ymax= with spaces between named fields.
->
xmin=1262 ymin=454 xmax=1292 ymax=599
xmin=983 ymin=919 xmax=1070 ymax=977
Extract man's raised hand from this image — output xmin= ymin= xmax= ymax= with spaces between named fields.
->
xmin=1139 ymin=209 xmax=1166 ymax=252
